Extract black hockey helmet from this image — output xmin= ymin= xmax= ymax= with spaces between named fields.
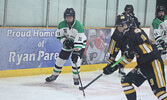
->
xmin=124 ymin=4 xmax=134 ymax=12
xmin=115 ymin=14 xmax=132 ymax=27
xmin=155 ymin=5 xmax=165 ymax=20
xmin=156 ymin=5 xmax=165 ymax=15
xmin=64 ymin=8 xmax=75 ymax=19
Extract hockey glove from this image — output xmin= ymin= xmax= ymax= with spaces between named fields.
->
xmin=63 ymin=38 xmax=74 ymax=49
xmin=71 ymin=51 xmax=80 ymax=63
xmin=122 ymin=44 xmax=135 ymax=59
xmin=159 ymin=40 xmax=167 ymax=50
xmin=103 ymin=61 xmax=119 ymax=75
xmin=123 ymin=51 xmax=135 ymax=59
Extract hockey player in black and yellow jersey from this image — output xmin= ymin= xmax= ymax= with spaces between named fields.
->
xmin=107 ymin=5 xmax=141 ymax=76
xmin=106 ymin=14 xmax=134 ymax=76
xmin=107 ymin=4 xmax=140 ymax=76
xmin=103 ymin=14 xmax=167 ymax=100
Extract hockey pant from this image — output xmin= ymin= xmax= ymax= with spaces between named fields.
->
xmin=121 ymin=59 xmax=167 ymax=100
xmin=53 ymin=49 xmax=85 ymax=79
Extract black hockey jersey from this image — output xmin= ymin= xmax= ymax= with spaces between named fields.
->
xmin=123 ymin=28 xmax=161 ymax=64
xmin=108 ymin=29 xmax=123 ymax=59
xmin=107 ymin=29 xmax=133 ymax=66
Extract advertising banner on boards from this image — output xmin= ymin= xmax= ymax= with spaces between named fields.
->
xmin=0 ymin=28 xmax=111 ymax=71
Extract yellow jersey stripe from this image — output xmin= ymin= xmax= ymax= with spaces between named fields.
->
xmin=156 ymin=91 xmax=165 ymax=98
xmin=152 ymin=61 xmax=161 ymax=88
xmin=124 ymin=89 xmax=135 ymax=95
xmin=139 ymin=44 xmax=147 ymax=54
xmin=108 ymin=59 xmax=113 ymax=63
xmin=144 ymin=43 xmax=153 ymax=51
xmin=111 ymin=40 xmax=116 ymax=55
xmin=157 ymin=60 xmax=166 ymax=87
xmin=139 ymin=43 xmax=153 ymax=54
xmin=121 ymin=83 xmax=130 ymax=87
xmin=107 ymin=39 xmax=113 ymax=53
xmin=154 ymin=60 xmax=165 ymax=87
xmin=127 ymin=59 xmax=133 ymax=62
xmin=143 ymin=44 xmax=151 ymax=53
xmin=120 ymin=61 xmax=126 ymax=66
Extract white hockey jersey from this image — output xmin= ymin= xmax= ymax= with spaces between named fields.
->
xmin=56 ymin=20 xmax=87 ymax=51
xmin=149 ymin=15 xmax=167 ymax=50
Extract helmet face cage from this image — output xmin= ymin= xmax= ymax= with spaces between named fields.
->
xmin=116 ymin=14 xmax=132 ymax=28
xmin=64 ymin=8 xmax=75 ymax=19
xmin=124 ymin=5 xmax=134 ymax=13
xmin=156 ymin=6 xmax=165 ymax=17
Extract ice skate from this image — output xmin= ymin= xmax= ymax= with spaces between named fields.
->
xmin=45 ymin=75 xmax=58 ymax=82
xmin=73 ymin=78 xmax=79 ymax=85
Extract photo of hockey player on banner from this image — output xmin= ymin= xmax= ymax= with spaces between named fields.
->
xmin=82 ymin=29 xmax=111 ymax=65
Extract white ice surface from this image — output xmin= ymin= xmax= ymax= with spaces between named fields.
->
xmin=0 ymin=68 xmax=165 ymax=100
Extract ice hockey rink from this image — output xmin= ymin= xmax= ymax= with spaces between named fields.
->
xmin=1 ymin=68 xmax=166 ymax=100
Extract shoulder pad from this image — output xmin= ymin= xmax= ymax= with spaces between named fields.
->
xmin=134 ymin=28 xmax=141 ymax=33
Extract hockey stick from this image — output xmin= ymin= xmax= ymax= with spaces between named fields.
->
xmin=74 ymin=63 xmax=86 ymax=97
xmin=79 ymin=56 xmax=125 ymax=90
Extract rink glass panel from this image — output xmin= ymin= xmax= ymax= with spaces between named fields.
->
xmin=1 ymin=0 xmax=156 ymax=27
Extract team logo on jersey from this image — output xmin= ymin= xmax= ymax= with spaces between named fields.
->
xmin=63 ymin=29 xmax=67 ymax=33
xmin=78 ymin=37 xmax=82 ymax=41
xmin=134 ymin=28 xmax=141 ymax=33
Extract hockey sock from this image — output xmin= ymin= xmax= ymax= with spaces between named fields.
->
xmin=53 ymin=65 xmax=62 ymax=76
xmin=121 ymin=83 xmax=136 ymax=100
xmin=72 ymin=66 xmax=80 ymax=78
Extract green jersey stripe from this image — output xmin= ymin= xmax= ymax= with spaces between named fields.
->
xmin=72 ymin=71 xmax=80 ymax=74
xmin=59 ymin=36 xmax=66 ymax=41
xmin=157 ymin=38 xmax=162 ymax=43
xmin=74 ymin=46 xmax=83 ymax=48
xmin=53 ymin=69 xmax=61 ymax=73
xmin=83 ymin=44 xmax=86 ymax=46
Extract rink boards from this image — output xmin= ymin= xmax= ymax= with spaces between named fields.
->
xmin=0 ymin=27 xmax=166 ymax=78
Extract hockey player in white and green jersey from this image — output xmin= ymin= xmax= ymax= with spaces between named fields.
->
xmin=45 ymin=8 xmax=87 ymax=85
xmin=149 ymin=6 xmax=167 ymax=61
